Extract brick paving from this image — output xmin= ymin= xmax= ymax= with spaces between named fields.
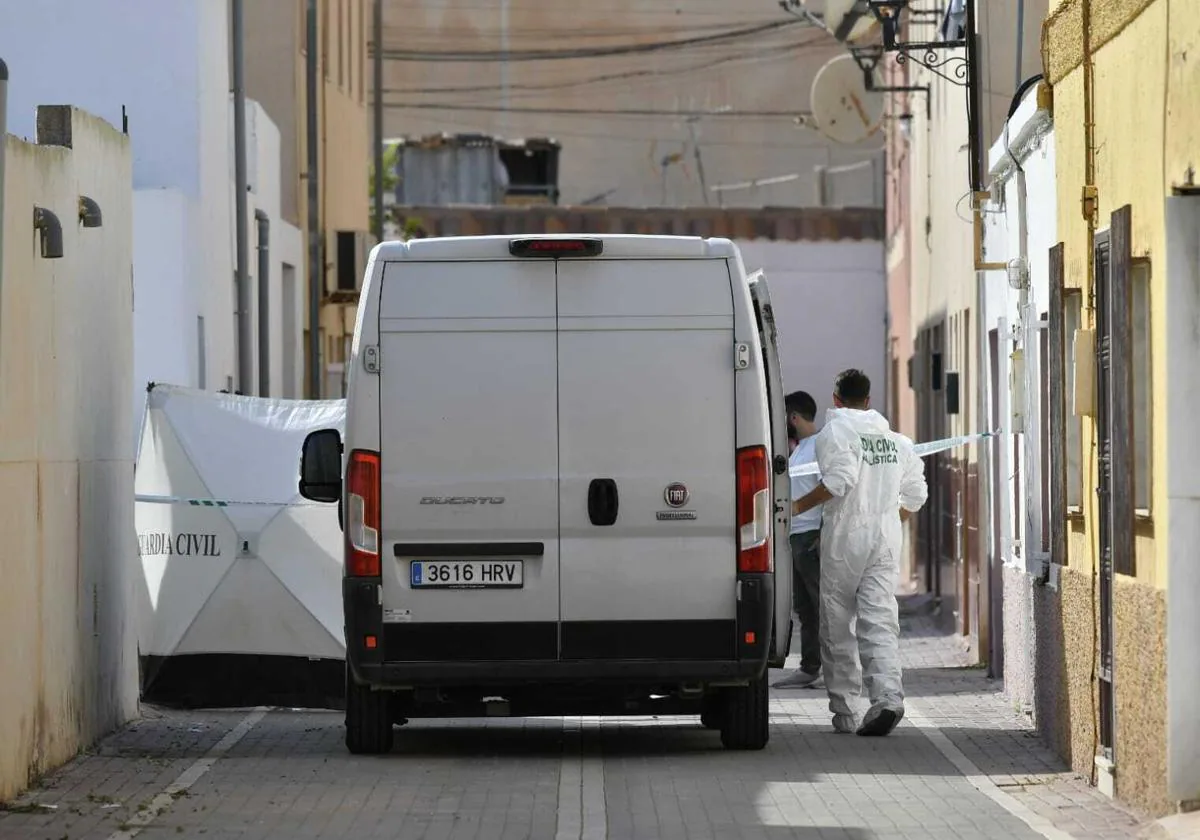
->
xmin=0 ymin=599 xmax=1154 ymax=840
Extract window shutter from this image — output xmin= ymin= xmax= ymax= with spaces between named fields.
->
xmin=1109 ymin=205 xmax=1136 ymax=577
xmin=1048 ymin=243 xmax=1067 ymax=566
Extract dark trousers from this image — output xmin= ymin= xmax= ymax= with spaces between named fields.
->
xmin=790 ymin=530 xmax=822 ymax=674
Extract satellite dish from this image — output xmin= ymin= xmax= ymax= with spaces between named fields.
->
xmin=816 ymin=0 xmax=881 ymax=44
xmin=810 ymin=54 xmax=885 ymax=145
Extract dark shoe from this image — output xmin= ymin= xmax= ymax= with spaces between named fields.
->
xmin=856 ymin=705 xmax=904 ymax=737
xmin=772 ymin=668 xmax=822 ymax=689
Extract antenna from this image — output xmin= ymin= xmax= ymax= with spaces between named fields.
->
xmin=809 ymin=54 xmax=885 ymax=145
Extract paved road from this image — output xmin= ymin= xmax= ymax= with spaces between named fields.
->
xmin=0 ymin=610 xmax=1149 ymax=840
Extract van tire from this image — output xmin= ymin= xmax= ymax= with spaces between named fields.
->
xmin=719 ymin=671 xmax=769 ymax=750
xmin=345 ymin=668 xmax=394 ymax=755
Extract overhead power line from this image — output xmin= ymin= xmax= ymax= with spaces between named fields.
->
xmin=383 ymin=36 xmax=827 ymax=97
xmin=382 ymin=103 xmax=812 ymax=119
xmin=376 ymin=18 xmax=808 ymax=62
xmin=384 ymin=112 xmax=831 ymax=149
xmin=377 ymin=20 xmax=775 ymax=41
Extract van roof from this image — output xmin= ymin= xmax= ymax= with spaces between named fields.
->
xmin=374 ymin=234 xmax=739 ymax=262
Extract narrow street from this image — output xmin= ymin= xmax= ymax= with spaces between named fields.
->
xmin=0 ymin=600 xmax=1147 ymax=840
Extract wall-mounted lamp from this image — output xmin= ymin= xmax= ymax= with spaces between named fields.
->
xmin=33 ymin=206 xmax=63 ymax=259
xmin=78 ymin=196 xmax=102 ymax=228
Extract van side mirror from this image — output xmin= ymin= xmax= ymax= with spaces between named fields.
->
xmin=299 ymin=429 xmax=343 ymax=503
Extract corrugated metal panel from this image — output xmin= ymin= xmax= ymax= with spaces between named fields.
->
xmin=392 ymin=206 xmax=884 ymax=242
xmin=396 ymin=142 xmax=505 ymax=206
xmin=391 ymin=134 xmax=564 ymax=207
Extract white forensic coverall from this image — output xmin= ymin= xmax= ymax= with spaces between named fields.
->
xmin=814 ymin=407 xmax=928 ymax=732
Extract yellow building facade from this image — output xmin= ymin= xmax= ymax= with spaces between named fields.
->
xmin=245 ymin=0 xmax=370 ymax=398
xmin=1043 ymin=0 xmax=1200 ymax=815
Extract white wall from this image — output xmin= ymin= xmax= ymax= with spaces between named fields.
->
xmin=736 ymin=239 xmax=888 ymax=422
xmin=981 ymin=92 xmax=1056 ymax=716
xmin=1165 ymin=194 xmax=1200 ymax=803
xmin=131 ymin=98 xmax=303 ymax=447
xmin=245 ymin=101 xmax=304 ymax=401
xmin=981 ymin=96 xmax=1057 ymax=566
xmin=1 ymin=0 xmax=299 ymax=442
xmin=0 ymin=107 xmax=139 ymax=801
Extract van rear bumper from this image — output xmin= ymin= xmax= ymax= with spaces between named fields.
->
xmin=344 ymin=572 xmax=774 ymax=689
xmin=348 ymin=657 xmax=766 ymax=688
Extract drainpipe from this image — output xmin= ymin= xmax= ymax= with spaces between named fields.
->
xmin=255 ymin=209 xmax=270 ymax=397
xmin=0 ymin=58 xmax=8 ymax=380
xmin=969 ymin=0 xmax=1007 ymax=273
xmin=232 ymin=0 xmax=252 ymax=395
xmin=306 ymin=0 xmax=321 ymax=399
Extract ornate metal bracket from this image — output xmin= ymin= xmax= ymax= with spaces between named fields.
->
xmin=867 ymin=0 xmax=969 ymax=88
xmin=850 ymin=46 xmax=931 ymax=117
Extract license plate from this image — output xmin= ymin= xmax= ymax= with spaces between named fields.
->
xmin=410 ymin=560 xmax=524 ymax=589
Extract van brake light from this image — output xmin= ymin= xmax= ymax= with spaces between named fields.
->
xmin=736 ymin=446 xmax=772 ymax=573
xmin=509 ymin=238 xmax=603 ymax=258
xmin=346 ymin=449 xmax=381 ymax=577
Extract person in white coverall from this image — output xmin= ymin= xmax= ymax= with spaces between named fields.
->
xmin=791 ymin=368 xmax=928 ymax=737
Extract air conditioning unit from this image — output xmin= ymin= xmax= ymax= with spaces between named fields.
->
xmin=329 ymin=230 xmax=369 ymax=303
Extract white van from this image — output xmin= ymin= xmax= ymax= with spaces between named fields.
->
xmin=298 ymin=234 xmax=793 ymax=754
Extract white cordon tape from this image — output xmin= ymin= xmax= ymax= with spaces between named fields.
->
xmin=136 ymin=431 xmax=998 ymax=507
xmin=135 ymin=494 xmax=328 ymax=508
xmin=789 ymin=430 xmax=998 ymax=478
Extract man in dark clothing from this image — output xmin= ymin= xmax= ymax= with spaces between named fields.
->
xmin=774 ymin=390 xmax=824 ymax=689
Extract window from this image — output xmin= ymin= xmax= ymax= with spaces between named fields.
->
xmin=1132 ymin=260 xmax=1152 ymax=512
xmin=1064 ymin=290 xmax=1083 ymax=510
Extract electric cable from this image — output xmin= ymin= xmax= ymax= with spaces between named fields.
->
xmin=382 ymin=103 xmax=810 ymax=118
xmin=377 ymin=18 xmax=807 ymax=62
xmin=384 ymin=37 xmax=826 ymax=97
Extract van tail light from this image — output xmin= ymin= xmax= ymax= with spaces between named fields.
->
xmin=736 ymin=446 xmax=772 ymax=573
xmin=509 ymin=238 xmax=603 ymax=258
xmin=346 ymin=449 xmax=381 ymax=577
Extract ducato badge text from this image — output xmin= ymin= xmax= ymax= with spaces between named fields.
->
xmin=420 ymin=496 xmax=506 ymax=505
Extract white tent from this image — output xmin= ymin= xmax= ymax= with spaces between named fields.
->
xmin=134 ymin=384 xmax=346 ymax=709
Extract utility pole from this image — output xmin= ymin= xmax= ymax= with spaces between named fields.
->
xmin=232 ymin=0 xmax=252 ymax=395
xmin=306 ymin=0 xmax=321 ymax=399
xmin=372 ymin=0 xmax=384 ymax=241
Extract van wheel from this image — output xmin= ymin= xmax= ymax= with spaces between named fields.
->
xmin=720 ymin=671 xmax=769 ymax=750
xmin=345 ymin=668 xmax=394 ymax=755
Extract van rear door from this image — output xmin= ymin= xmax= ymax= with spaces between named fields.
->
xmin=556 ymin=258 xmax=738 ymax=661
xmin=748 ymin=271 xmax=793 ymax=667
xmin=376 ymin=260 xmax=560 ymax=662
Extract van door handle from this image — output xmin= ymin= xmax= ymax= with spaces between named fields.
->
xmin=587 ymin=478 xmax=619 ymax=527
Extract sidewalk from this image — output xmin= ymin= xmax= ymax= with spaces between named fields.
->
xmin=877 ymin=595 xmax=1152 ymax=839
xmin=1140 ymin=812 xmax=1200 ymax=839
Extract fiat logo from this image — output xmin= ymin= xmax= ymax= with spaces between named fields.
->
xmin=664 ymin=483 xmax=690 ymax=508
